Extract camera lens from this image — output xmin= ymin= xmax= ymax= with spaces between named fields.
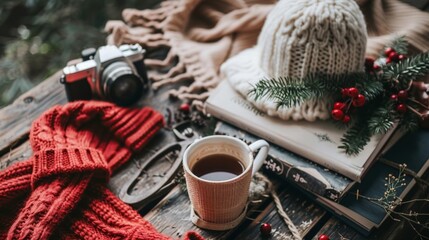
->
xmin=101 ymin=61 xmax=144 ymax=106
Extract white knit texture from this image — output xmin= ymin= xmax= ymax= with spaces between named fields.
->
xmin=222 ymin=0 xmax=367 ymax=121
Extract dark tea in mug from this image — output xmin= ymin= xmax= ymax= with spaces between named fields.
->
xmin=191 ymin=154 xmax=245 ymax=181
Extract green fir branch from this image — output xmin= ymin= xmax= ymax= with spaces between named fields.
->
xmin=367 ymin=102 xmax=396 ymax=135
xmin=340 ymin=99 xmax=395 ymax=154
xmin=382 ymin=52 xmax=429 ymax=88
xmin=390 ymin=36 xmax=409 ymax=55
xmin=378 ymin=35 xmax=408 ymax=57
xmin=249 ymin=73 xmax=368 ymax=108
xmin=249 ymin=75 xmax=329 ymax=108
xmin=358 ymin=75 xmax=384 ymax=101
xmin=339 ymin=119 xmax=372 ymax=155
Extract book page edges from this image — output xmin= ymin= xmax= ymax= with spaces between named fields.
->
xmin=359 ymin=123 xmax=399 ymax=180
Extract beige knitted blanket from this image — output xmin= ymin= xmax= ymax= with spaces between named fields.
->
xmin=105 ymin=0 xmax=429 ymax=109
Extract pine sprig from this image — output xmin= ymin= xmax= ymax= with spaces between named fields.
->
xmin=249 ymin=73 xmax=368 ymax=108
xmin=389 ymin=36 xmax=408 ymax=54
xmin=358 ymin=75 xmax=384 ymax=101
xmin=339 ymin=119 xmax=371 ymax=155
xmin=367 ymin=101 xmax=397 ymax=135
xmin=249 ymin=75 xmax=329 ymax=108
xmin=250 ymin=76 xmax=328 ymax=105
xmin=382 ymin=52 xmax=429 ymax=86
xmin=341 ymin=98 xmax=395 ymax=154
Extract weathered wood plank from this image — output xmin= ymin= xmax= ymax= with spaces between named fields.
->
xmin=0 ymin=71 xmax=66 ymax=153
xmin=144 ymin=185 xmax=234 ymax=240
xmin=0 ymin=141 xmax=31 ymax=170
xmin=143 ymin=175 xmax=327 ymax=240
xmin=234 ymin=181 xmax=326 ymax=240
xmin=311 ymin=217 xmax=366 ymax=240
xmin=142 ymin=174 xmax=285 ymax=239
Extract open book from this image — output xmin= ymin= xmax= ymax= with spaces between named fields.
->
xmin=205 ymin=80 xmax=397 ymax=181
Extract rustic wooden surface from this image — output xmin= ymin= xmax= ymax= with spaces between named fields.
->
xmin=0 ymin=70 xmax=428 ymax=240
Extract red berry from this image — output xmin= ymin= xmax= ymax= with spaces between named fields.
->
xmin=352 ymin=94 xmax=366 ymax=107
xmin=179 ymin=103 xmax=190 ymax=112
xmin=384 ymin=47 xmax=395 ymax=57
xmin=318 ymin=234 xmax=330 ymax=240
xmin=389 ymin=52 xmax=399 ymax=62
xmin=398 ymin=90 xmax=408 ymax=101
xmin=260 ymin=223 xmax=272 ymax=236
xmin=331 ymin=109 xmax=344 ymax=121
xmin=373 ymin=64 xmax=381 ymax=71
xmin=390 ymin=94 xmax=398 ymax=101
xmin=398 ymin=54 xmax=406 ymax=61
xmin=386 ymin=57 xmax=392 ymax=64
xmin=341 ymin=88 xmax=348 ymax=98
xmin=342 ymin=115 xmax=351 ymax=124
xmin=396 ymin=104 xmax=407 ymax=113
xmin=333 ymin=102 xmax=345 ymax=110
xmin=348 ymin=87 xmax=359 ymax=98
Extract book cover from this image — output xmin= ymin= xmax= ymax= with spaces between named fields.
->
xmin=214 ymin=121 xmax=354 ymax=202
xmin=315 ymin=129 xmax=429 ymax=235
xmin=205 ymin=80 xmax=397 ymax=181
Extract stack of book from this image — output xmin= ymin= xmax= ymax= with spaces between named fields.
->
xmin=205 ymin=80 xmax=429 ymax=235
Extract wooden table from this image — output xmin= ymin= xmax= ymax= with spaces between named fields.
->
xmin=0 ymin=71 xmax=428 ymax=240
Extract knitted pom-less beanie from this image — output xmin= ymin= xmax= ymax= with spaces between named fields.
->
xmin=221 ymin=0 xmax=367 ymax=121
xmin=0 ymin=101 xmax=204 ymax=240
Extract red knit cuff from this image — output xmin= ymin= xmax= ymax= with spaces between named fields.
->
xmin=106 ymin=107 xmax=165 ymax=151
xmin=31 ymin=148 xmax=110 ymax=188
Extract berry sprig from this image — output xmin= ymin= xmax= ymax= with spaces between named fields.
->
xmin=390 ymin=85 xmax=429 ymax=121
xmin=390 ymin=89 xmax=409 ymax=114
xmin=365 ymin=47 xmax=407 ymax=73
xmin=384 ymin=47 xmax=407 ymax=65
xmin=332 ymin=87 xmax=366 ymax=123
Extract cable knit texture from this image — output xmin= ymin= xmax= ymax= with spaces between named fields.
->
xmin=0 ymin=101 xmax=204 ymax=240
xmin=222 ymin=0 xmax=367 ymax=121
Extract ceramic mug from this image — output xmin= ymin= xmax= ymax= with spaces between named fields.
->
xmin=183 ymin=135 xmax=269 ymax=231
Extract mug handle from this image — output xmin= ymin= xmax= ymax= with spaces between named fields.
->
xmin=248 ymin=140 xmax=269 ymax=176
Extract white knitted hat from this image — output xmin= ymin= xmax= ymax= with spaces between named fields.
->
xmin=221 ymin=0 xmax=367 ymax=121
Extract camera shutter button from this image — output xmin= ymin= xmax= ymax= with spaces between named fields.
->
xmin=130 ymin=45 xmax=140 ymax=51
xmin=81 ymin=48 xmax=97 ymax=61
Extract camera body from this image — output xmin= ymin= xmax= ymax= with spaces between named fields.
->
xmin=60 ymin=44 xmax=148 ymax=106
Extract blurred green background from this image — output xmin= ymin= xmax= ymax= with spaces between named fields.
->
xmin=0 ymin=0 xmax=160 ymax=108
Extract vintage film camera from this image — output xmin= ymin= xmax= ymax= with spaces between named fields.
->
xmin=60 ymin=44 xmax=149 ymax=106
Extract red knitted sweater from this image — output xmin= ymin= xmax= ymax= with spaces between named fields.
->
xmin=0 ymin=101 xmax=204 ymax=240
